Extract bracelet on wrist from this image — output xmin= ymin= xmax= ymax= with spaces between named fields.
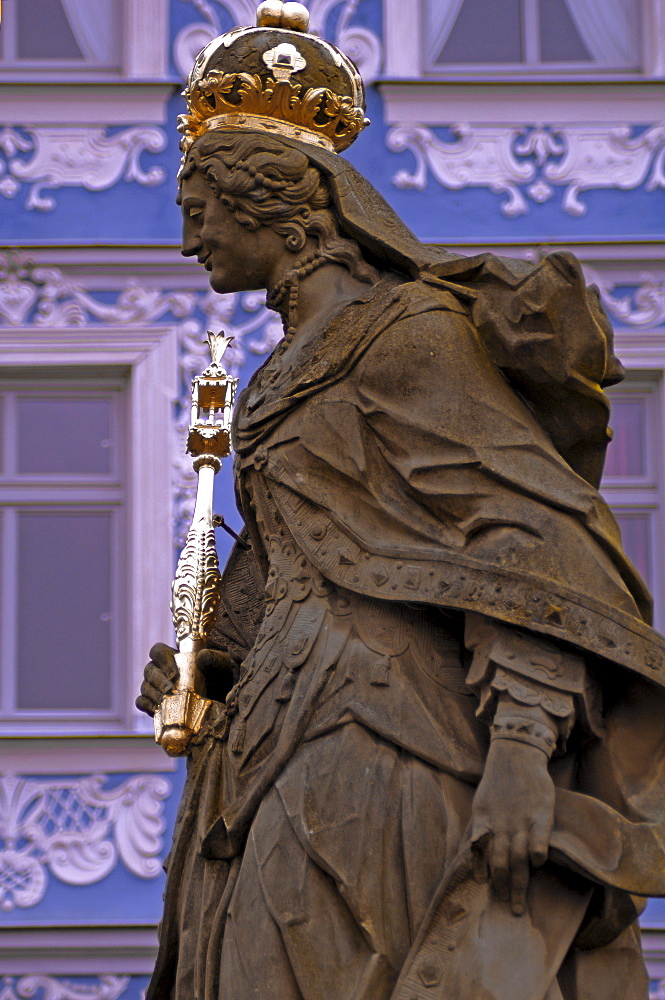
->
xmin=490 ymin=714 xmax=558 ymax=758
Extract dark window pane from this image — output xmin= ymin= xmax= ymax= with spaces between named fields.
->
xmin=17 ymin=396 xmax=113 ymax=475
xmin=613 ymin=513 xmax=651 ymax=585
xmin=436 ymin=0 xmax=523 ymax=64
xmin=540 ymin=0 xmax=593 ymax=62
xmin=17 ymin=0 xmax=84 ymax=60
xmin=604 ymin=398 xmax=647 ymax=479
xmin=17 ymin=512 xmax=113 ymax=710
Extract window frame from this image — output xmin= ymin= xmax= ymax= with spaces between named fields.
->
xmin=601 ymin=366 xmax=665 ymax=632
xmin=0 ymin=324 xmax=177 ymax=736
xmin=422 ymin=0 xmax=642 ymax=78
xmin=0 ymin=0 xmax=122 ymax=75
xmin=0 ymin=377 xmax=127 ymax=727
xmin=383 ymin=0 xmax=665 ymax=81
xmin=0 ymin=0 xmax=170 ymax=83
xmin=602 ymin=374 xmax=660 ymax=488
xmin=601 ymin=372 xmax=663 ymax=611
xmin=1 ymin=381 xmax=125 ymax=483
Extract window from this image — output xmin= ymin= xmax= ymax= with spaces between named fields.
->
xmin=601 ymin=372 xmax=664 ymax=627
xmin=425 ymin=0 xmax=641 ymax=74
xmin=0 ymin=318 xmax=178 ymax=736
xmin=0 ymin=0 xmax=121 ymax=72
xmin=0 ymin=376 xmax=127 ymax=728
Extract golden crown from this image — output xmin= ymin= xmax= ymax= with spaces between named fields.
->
xmin=178 ymin=1 xmax=369 ymax=156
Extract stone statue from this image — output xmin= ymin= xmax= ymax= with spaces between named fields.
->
xmin=136 ymin=4 xmax=665 ymax=998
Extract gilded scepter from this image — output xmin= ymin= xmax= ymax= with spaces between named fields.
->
xmin=154 ymin=331 xmax=238 ymax=756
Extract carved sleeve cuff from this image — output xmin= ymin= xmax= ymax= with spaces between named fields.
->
xmin=464 ymin=612 xmax=603 ymax=748
xmin=490 ymin=712 xmax=559 ymax=758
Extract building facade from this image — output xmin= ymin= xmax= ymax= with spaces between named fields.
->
xmin=1 ymin=0 xmax=665 ymax=994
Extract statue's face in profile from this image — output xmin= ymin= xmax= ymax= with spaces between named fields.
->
xmin=180 ymin=166 xmax=284 ymax=295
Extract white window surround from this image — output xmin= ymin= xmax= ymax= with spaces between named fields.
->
xmin=0 ymin=324 xmax=177 ymax=735
xmin=424 ymin=0 xmax=641 ymax=75
xmin=0 ymin=0 xmax=173 ymax=127
xmin=383 ymin=0 xmax=665 ymax=80
xmin=605 ymin=356 xmax=665 ymax=634
xmin=0 ymin=936 xmax=159 ymax=975
xmin=602 ymin=372 xmax=665 ymax=628
xmin=0 ymin=0 xmax=169 ymax=80
xmin=0 ymin=735 xmax=177 ymax=774
xmin=380 ymin=80 xmax=665 ymax=128
xmin=0 ymin=1 xmax=122 ymax=73
xmin=0 ymin=378 xmax=127 ymax=726
xmin=381 ymin=0 xmax=665 ymax=127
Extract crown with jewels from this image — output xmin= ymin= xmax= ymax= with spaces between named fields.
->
xmin=178 ymin=1 xmax=369 ymax=156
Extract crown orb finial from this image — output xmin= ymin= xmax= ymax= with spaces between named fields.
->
xmin=257 ymin=1 xmax=283 ymax=27
xmin=256 ymin=1 xmax=310 ymax=31
xmin=281 ymin=3 xmax=310 ymax=31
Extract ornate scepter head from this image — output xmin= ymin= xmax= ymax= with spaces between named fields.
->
xmin=154 ymin=332 xmax=238 ymax=756
xmin=187 ymin=332 xmax=236 ymax=471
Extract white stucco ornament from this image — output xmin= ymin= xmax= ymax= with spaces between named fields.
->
xmin=387 ymin=124 xmax=535 ymax=217
xmin=0 ymin=773 xmax=170 ymax=911
xmin=387 ymin=124 xmax=665 ymax=218
xmin=585 ymin=269 xmax=665 ymax=328
xmin=173 ymin=0 xmax=382 ymax=84
xmin=0 ymin=127 xmax=167 ymax=211
xmin=0 ymin=978 xmax=130 ymax=1000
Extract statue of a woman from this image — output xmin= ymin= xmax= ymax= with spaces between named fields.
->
xmin=137 ymin=5 xmax=665 ymax=999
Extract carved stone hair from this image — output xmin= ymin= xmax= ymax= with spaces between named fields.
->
xmin=180 ymin=130 xmax=378 ymax=283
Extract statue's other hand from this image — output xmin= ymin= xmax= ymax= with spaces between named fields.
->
xmin=471 ymin=740 xmax=555 ymax=917
xmin=196 ymin=648 xmax=237 ymax=703
xmin=135 ymin=643 xmax=179 ymax=717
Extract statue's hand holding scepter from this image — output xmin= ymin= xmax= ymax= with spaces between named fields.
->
xmin=152 ymin=331 xmax=238 ymax=757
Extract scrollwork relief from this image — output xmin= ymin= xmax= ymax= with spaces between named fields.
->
xmin=0 ymin=127 xmax=166 ymax=212
xmin=387 ymin=124 xmax=665 ymax=218
xmin=388 ymin=125 xmax=535 ymax=218
xmin=0 ymin=977 xmax=130 ymax=1000
xmin=173 ymin=0 xmax=382 ymax=83
xmin=584 ymin=270 xmax=665 ymax=328
xmin=0 ymin=773 xmax=170 ymax=911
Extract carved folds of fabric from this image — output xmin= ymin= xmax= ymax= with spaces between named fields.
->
xmin=222 ymin=512 xmax=340 ymax=748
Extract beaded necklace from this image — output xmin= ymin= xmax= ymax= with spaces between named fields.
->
xmin=265 ymin=251 xmax=328 ymax=345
